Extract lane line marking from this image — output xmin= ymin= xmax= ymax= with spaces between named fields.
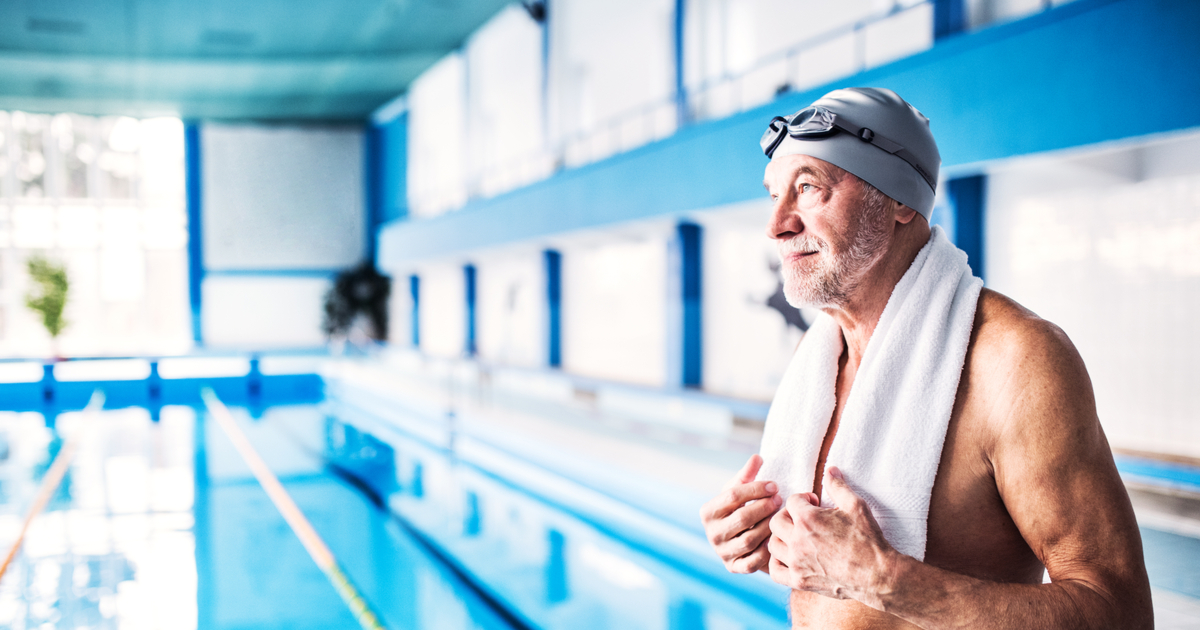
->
xmin=201 ymin=388 xmax=388 ymax=630
xmin=0 ymin=391 xmax=105 ymax=584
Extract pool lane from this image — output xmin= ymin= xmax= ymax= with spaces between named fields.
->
xmin=197 ymin=403 xmax=523 ymax=630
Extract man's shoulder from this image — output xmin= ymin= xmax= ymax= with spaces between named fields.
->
xmin=969 ymin=288 xmax=1081 ymax=373
xmin=965 ymin=289 xmax=1095 ymax=431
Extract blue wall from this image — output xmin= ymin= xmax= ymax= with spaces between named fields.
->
xmin=368 ymin=111 xmax=408 ymax=263
xmin=378 ymin=0 xmax=1200 ymax=265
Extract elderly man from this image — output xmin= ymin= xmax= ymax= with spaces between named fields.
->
xmin=700 ymin=88 xmax=1152 ymax=629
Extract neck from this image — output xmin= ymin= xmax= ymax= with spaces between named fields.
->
xmin=822 ymin=223 xmax=931 ymax=369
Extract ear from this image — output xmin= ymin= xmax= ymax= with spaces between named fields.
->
xmin=894 ymin=201 xmax=918 ymax=225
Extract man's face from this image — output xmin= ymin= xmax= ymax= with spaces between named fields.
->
xmin=763 ymin=154 xmax=892 ymax=309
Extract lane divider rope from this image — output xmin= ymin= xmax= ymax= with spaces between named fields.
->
xmin=200 ymin=388 xmax=388 ymax=630
xmin=0 ymin=390 xmax=105 ymax=584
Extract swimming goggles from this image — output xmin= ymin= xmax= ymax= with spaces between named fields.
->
xmin=760 ymin=106 xmax=936 ymax=191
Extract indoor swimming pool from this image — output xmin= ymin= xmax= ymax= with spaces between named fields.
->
xmin=0 ymin=384 xmax=789 ymax=630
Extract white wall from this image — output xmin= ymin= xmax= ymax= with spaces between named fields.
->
xmin=418 ymin=263 xmax=466 ymax=359
xmin=476 ymin=250 xmax=544 ymax=368
xmin=465 ymin=6 xmax=550 ymax=199
xmin=202 ymin=277 xmax=329 ymax=349
xmin=986 ymin=130 xmax=1200 ymax=459
xmin=684 ymin=0 xmax=932 ymax=120
xmin=408 ymin=54 xmax=468 ymax=218
xmin=549 ymin=0 xmax=677 ymax=165
xmin=561 ymin=234 xmax=670 ymax=387
xmin=202 ymin=124 xmax=364 ymax=270
xmin=200 ymin=123 xmax=365 ymax=348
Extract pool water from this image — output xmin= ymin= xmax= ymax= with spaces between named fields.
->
xmin=0 ymin=404 xmax=530 ymax=630
xmin=0 ymin=397 xmax=788 ymax=630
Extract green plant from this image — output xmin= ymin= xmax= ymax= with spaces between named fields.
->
xmin=25 ymin=255 xmax=69 ymax=339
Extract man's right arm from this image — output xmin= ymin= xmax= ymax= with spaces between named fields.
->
xmin=700 ymin=454 xmax=782 ymax=574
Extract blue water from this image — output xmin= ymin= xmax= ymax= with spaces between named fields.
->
xmin=0 ymin=398 xmax=788 ymax=630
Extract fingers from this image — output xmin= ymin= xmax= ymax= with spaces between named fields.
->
xmin=705 ymin=480 xmax=778 ymax=521
xmin=711 ymin=493 xmax=781 ymax=544
xmin=732 ymin=454 xmax=763 ymax=486
xmin=728 ymin=539 xmax=770 ymax=574
xmin=725 ymin=520 xmax=772 ymax=567
xmin=822 ymin=466 xmax=861 ymax=511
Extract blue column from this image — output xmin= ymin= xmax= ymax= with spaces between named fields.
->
xmin=364 ymin=124 xmax=382 ymax=264
xmin=464 ymin=264 xmax=477 ymax=357
xmin=544 ymin=250 xmax=562 ymax=368
xmin=946 ymin=174 xmax=987 ymax=281
xmin=409 ymin=275 xmax=421 ymax=348
xmin=933 ymin=0 xmax=967 ymax=40
xmin=366 ymin=112 xmax=409 ymax=265
xmin=184 ymin=122 xmax=204 ymax=345
xmin=678 ymin=222 xmax=703 ymax=388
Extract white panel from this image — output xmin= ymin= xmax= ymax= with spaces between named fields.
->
xmin=465 ymin=6 xmax=551 ymax=198
xmin=476 ymin=252 xmax=544 ymax=368
xmin=863 ymin=3 xmax=934 ymax=70
xmin=419 ymin=264 xmax=465 ymax=359
xmin=562 ymin=237 xmax=668 ymax=387
xmin=408 ymin=54 xmax=468 ymax=218
xmin=700 ymin=202 xmax=807 ymax=401
xmin=550 ymin=0 xmax=675 ymax=143
xmin=792 ymin=32 xmax=860 ymax=94
xmin=986 ymin=132 xmax=1200 ymax=459
xmin=202 ymin=124 xmax=364 ymax=270
xmin=202 ymin=277 xmax=330 ymax=348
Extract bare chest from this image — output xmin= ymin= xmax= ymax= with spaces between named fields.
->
xmin=789 ymin=365 xmax=1044 ymax=628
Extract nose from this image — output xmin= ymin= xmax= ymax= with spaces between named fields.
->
xmin=766 ymin=195 xmax=801 ymax=241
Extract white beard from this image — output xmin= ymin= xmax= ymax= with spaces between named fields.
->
xmin=778 ymin=217 xmax=890 ymax=309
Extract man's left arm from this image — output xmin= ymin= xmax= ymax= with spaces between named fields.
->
xmin=767 ymin=322 xmax=1154 ymax=629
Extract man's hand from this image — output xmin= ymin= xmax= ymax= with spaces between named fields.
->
xmin=767 ymin=467 xmax=897 ymax=608
xmin=700 ymin=454 xmax=781 ymax=574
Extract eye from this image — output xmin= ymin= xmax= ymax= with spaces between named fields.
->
xmin=800 ymin=183 xmax=814 ymax=193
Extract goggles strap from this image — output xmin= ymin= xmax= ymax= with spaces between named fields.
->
xmin=830 ymin=114 xmax=936 ymax=192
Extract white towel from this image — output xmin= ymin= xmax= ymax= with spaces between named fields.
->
xmin=757 ymin=226 xmax=982 ymax=560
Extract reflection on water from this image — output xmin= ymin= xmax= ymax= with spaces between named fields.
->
xmin=0 ymin=407 xmax=196 ymax=630
xmin=0 ymin=405 xmax=522 ymax=630
xmin=321 ymin=397 xmax=790 ymax=630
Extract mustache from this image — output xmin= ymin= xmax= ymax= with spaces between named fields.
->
xmin=777 ymin=235 xmax=828 ymax=257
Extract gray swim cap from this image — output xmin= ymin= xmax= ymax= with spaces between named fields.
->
xmin=762 ymin=87 xmax=940 ymax=219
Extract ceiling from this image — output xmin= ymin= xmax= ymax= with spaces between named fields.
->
xmin=0 ymin=0 xmax=514 ymax=122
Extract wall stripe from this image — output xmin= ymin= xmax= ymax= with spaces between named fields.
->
xmin=947 ymin=174 xmax=986 ymax=281
xmin=184 ymin=122 xmax=204 ymax=345
xmin=464 ymin=264 xmax=477 ymax=357
xmin=364 ymin=123 xmax=382 ymax=264
xmin=409 ymin=274 xmax=421 ymax=348
xmin=933 ymin=0 xmax=967 ymax=40
xmin=544 ymin=250 xmax=562 ymax=368
xmin=678 ymin=222 xmax=702 ymax=388
xmin=673 ymin=0 xmax=688 ymax=124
